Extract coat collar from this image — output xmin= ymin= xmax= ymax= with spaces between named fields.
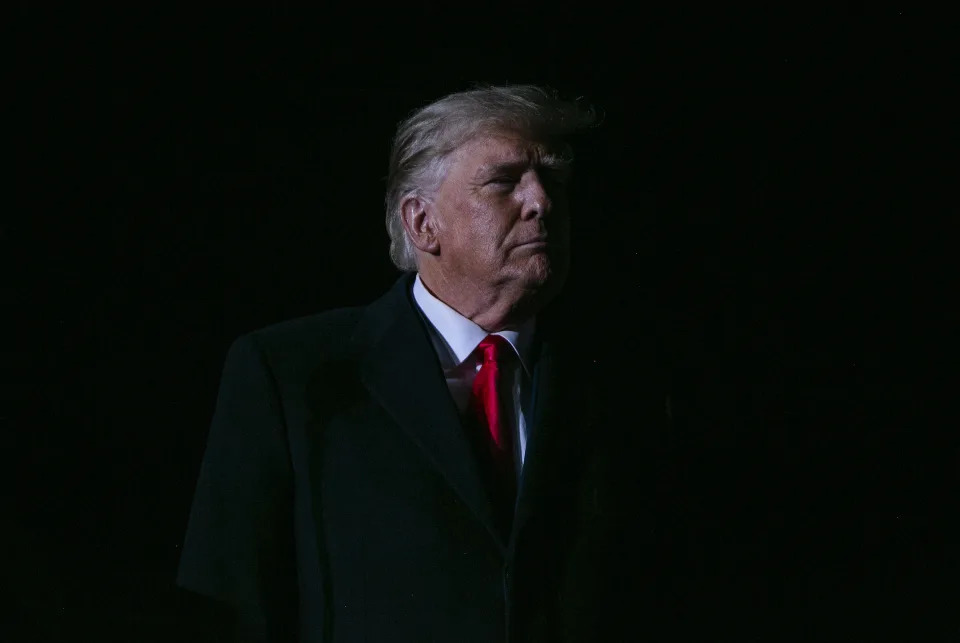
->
xmin=411 ymin=273 xmax=537 ymax=376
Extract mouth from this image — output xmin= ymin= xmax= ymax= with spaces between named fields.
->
xmin=515 ymin=238 xmax=549 ymax=249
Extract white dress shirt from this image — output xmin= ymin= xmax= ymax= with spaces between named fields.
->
xmin=411 ymin=274 xmax=535 ymax=467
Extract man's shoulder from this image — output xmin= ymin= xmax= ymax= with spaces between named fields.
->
xmin=253 ymin=306 xmax=365 ymax=344
xmin=209 ymin=306 xmax=370 ymax=400
xmin=228 ymin=273 xmax=414 ymax=376
xmin=239 ymin=305 xmax=367 ymax=365
xmin=221 ymin=276 xmax=416 ymax=393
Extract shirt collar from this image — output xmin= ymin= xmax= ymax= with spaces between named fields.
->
xmin=412 ymin=273 xmax=535 ymax=374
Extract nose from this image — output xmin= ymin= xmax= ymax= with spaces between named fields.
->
xmin=518 ymin=171 xmax=554 ymax=221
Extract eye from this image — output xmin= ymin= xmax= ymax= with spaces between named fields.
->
xmin=486 ymin=176 xmax=519 ymax=192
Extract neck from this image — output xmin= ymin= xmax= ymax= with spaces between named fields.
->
xmin=417 ymin=270 xmax=545 ymax=332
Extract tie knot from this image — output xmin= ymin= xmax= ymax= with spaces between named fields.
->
xmin=477 ymin=334 xmax=515 ymax=365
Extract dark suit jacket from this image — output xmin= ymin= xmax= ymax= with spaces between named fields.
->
xmin=176 ymin=272 xmax=670 ymax=642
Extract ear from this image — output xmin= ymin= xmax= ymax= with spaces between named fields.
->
xmin=399 ymin=194 xmax=441 ymax=256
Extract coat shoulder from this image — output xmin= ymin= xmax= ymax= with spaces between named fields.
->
xmin=247 ymin=306 xmax=365 ymax=356
xmin=222 ymin=306 xmax=368 ymax=396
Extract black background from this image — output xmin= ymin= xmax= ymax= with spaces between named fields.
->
xmin=8 ymin=5 xmax=955 ymax=641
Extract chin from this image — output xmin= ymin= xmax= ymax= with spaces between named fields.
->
xmin=518 ymin=253 xmax=568 ymax=297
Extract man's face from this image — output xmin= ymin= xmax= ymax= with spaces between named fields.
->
xmin=428 ymin=130 xmax=572 ymax=300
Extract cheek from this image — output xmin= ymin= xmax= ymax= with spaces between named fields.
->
xmin=468 ymin=207 xmax=508 ymax=243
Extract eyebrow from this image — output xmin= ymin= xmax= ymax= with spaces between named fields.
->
xmin=474 ymin=153 xmax=571 ymax=179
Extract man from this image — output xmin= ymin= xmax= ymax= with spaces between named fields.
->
xmin=176 ymin=84 xmax=669 ymax=642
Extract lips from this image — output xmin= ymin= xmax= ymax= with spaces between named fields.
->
xmin=516 ymin=237 xmax=549 ymax=247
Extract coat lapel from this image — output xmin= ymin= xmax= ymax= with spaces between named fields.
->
xmin=351 ymin=274 xmax=504 ymax=549
xmin=509 ymin=312 xmax=599 ymax=551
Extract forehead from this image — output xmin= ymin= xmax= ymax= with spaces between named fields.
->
xmin=450 ymin=130 xmax=558 ymax=170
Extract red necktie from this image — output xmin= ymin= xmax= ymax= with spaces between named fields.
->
xmin=467 ymin=335 xmax=518 ymax=530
